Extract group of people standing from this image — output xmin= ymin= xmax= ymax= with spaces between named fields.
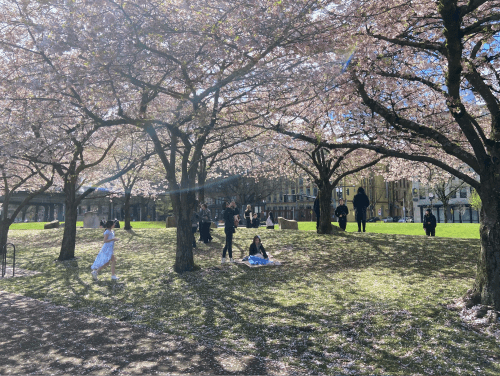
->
xmin=316 ymin=186 xmax=437 ymax=236
xmin=315 ymin=187 xmax=370 ymax=233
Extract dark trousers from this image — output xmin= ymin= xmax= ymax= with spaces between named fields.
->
xmin=246 ymin=217 xmax=252 ymax=228
xmin=316 ymin=215 xmax=320 ymax=230
xmin=339 ymin=218 xmax=347 ymax=231
xmin=201 ymin=222 xmax=212 ymax=243
xmin=425 ymin=227 xmax=435 ymax=237
xmin=356 ymin=210 xmax=367 ymax=232
xmin=222 ymin=227 xmax=233 ymax=258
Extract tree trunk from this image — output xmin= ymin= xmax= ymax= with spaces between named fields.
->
xmin=124 ymin=191 xmax=132 ymax=230
xmin=171 ymin=189 xmax=197 ymax=273
xmin=0 ymin=219 xmax=11 ymax=256
xmin=58 ymin=180 xmax=78 ymax=261
xmin=318 ymin=185 xmax=334 ymax=234
xmin=442 ymin=200 xmax=449 ymax=223
xmin=470 ymin=182 xmax=500 ymax=310
xmin=198 ymin=158 xmax=207 ymax=205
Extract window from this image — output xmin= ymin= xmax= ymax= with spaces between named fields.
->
xmin=306 ymin=188 xmax=310 ymax=196
xmin=313 ymin=187 xmax=318 ymax=196
xmin=346 ymin=188 xmax=350 ymax=196
xmin=460 ymin=188 xmax=467 ymax=199
xmin=299 ymin=178 xmax=303 ymax=186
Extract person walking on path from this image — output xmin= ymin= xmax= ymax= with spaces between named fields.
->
xmin=244 ymin=205 xmax=252 ymax=228
xmin=91 ymin=220 xmax=119 ymax=281
xmin=353 ymin=187 xmax=370 ymax=233
xmin=423 ymin=208 xmax=437 ymax=237
xmin=222 ymin=201 xmax=237 ymax=264
xmin=334 ymin=198 xmax=349 ymax=231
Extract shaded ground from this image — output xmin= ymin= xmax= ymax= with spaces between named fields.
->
xmin=0 ymin=290 xmax=296 ymax=375
xmin=0 ymin=228 xmax=499 ymax=375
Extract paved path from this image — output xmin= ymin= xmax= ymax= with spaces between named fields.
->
xmin=0 ymin=291 xmax=295 ymax=375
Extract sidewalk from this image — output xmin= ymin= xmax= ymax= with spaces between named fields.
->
xmin=0 ymin=291 xmax=293 ymax=375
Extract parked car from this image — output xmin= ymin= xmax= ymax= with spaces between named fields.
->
xmin=367 ymin=217 xmax=380 ymax=222
xmin=392 ymin=216 xmax=401 ymax=222
xmin=406 ymin=217 xmax=414 ymax=223
xmin=382 ymin=217 xmax=393 ymax=223
xmin=397 ymin=218 xmax=406 ymax=223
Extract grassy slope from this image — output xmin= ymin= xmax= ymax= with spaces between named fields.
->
xmin=0 ymin=227 xmax=497 ymax=375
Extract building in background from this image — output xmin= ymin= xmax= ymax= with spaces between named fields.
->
xmin=411 ymin=179 xmax=479 ymax=223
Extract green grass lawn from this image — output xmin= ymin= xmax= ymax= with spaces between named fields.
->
xmin=0 ymin=227 xmax=497 ymax=375
xmin=9 ymin=221 xmax=166 ymax=230
xmin=298 ymin=221 xmax=481 ymax=239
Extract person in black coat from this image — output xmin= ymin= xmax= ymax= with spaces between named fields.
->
xmin=249 ymin=235 xmax=269 ymax=259
xmin=313 ymin=196 xmax=320 ymax=231
xmin=423 ymin=208 xmax=437 ymax=236
xmin=113 ymin=218 xmax=120 ymax=229
xmin=353 ymin=187 xmax=370 ymax=232
xmin=221 ymin=201 xmax=237 ymax=263
xmin=251 ymin=213 xmax=260 ymax=228
xmin=244 ymin=205 xmax=252 ymax=228
xmin=334 ymin=198 xmax=349 ymax=231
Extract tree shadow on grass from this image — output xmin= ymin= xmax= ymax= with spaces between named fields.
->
xmin=0 ymin=291 xmax=293 ymax=375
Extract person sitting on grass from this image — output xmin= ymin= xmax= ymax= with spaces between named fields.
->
xmin=251 ymin=213 xmax=260 ymax=228
xmin=249 ymin=235 xmax=269 ymax=259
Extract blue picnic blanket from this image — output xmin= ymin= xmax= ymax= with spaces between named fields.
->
xmin=248 ymin=256 xmax=272 ymax=265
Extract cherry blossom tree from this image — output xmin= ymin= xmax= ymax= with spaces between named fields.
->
xmin=284 ymin=0 xmax=500 ymax=308
xmin=0 ymin=0 xmax=340 ymax=272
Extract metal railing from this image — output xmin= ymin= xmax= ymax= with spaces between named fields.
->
xmin=1 ymin=243 xmax=15 ymax=278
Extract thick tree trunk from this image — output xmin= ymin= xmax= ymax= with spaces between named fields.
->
xmin=172 ymin=189 xmax=197 ymax=273
xmin=124 ymin=191 xmax=132 ymax=230
xmin=318 ymin=186 xmax=334 ymax=234
xmin=470 ymin=182 xmax=500 ymax=310
xmin=58 ymin=181 xmax=78 ymax=261
xmin=442 ymin=201 xmax=449 ymax=223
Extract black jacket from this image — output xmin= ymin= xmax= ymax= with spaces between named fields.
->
xmin=249 ymin=242 xmax=268 ymax=259
xmin=252 ymin=217 xmax=260 ymax=228
xmin=244 ymin=209 xmax=251 ymax=219
xmin=423 ymin=214 xmax=437 ymax=229
xmin=334 ymin=204 xmax=349 ymax=219
xmin=313 ymin=198 xmax=320 ymax=216
xmin=223 ymin=207 xmax=236 ymax=229
xmin=353 ymin=193 xmax=370 ymax=212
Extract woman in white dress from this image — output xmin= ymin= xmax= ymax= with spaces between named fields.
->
xmin=91 ymin=220 xmax=119 ymax=281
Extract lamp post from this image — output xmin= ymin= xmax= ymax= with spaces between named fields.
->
xmin=429 ymin=192 xmax=434 ymax=211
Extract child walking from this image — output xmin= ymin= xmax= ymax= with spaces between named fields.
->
xmin=91 ymin=220 xmax=119 ymax=281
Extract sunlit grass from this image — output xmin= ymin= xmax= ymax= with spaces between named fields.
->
xmin=298 ymin=221 xmax=480 ymax=239
xmin=9 ymin=221 xmax=165 ymax=230
xmin=0 ymin=227 xmax=497 ymax=375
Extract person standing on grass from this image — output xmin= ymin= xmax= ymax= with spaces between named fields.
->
xmin=200 ymin=203 xmax=212 ymax=243
xmin=91 ymin=220 xmax=119 ymax=281
xmin=222 ymin=201 xmax=237 ymax=264
xmin=353 ymin=187 xmax=370 ymax=233
xmin=244 ymin=204 xmax=252 ymax=228
xmin=334 ymin=198 xmax=349 ymax=231
xmin=423 ymin=208 xmax=437 ymax=237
